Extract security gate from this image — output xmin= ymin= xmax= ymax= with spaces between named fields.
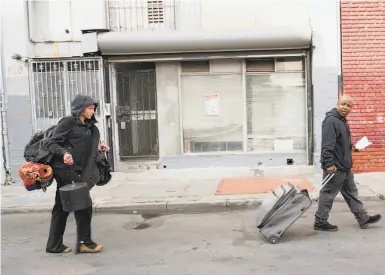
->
xmin=115 ymin=69 xmax=158 ymax=158
xmin=29 ymin=58 xmax=106 ymax=140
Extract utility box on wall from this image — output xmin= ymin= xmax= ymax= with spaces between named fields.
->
xmin=27 ymin=0 xmax=107 ymax=43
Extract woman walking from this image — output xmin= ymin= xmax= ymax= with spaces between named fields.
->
xmin=46 ymin=95 xmax=109 ymax=254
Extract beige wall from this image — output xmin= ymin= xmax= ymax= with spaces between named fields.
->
xmin=200 ymin=0 xmax=310 ymax=31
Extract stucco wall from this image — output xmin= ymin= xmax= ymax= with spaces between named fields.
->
xmin=2 ymin=0 xmax=34 ymax=180
xmin=2 ymin=0 xmax=341 ymax=173
xmin=156 ymin=62 xmax=182 ymax=158
xmin=156 ymin=0 xmax=341 ymax=168
xmin=309 ymin=0 xmax=341 ymax=168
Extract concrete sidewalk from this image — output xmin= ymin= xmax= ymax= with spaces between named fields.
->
xmin=2 ymin=167 xmax=385 ymax=215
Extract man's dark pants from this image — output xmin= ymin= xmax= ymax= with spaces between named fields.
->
xmin=315 ymin=169 xmax=369 ymax=226
xmin=46 ymin=168 xmax=92 ymax=253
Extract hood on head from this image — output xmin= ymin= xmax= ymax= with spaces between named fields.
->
xmin=71 ymin=95 xmax=99 ymax=122
xmin=325 ymin=108 xmax=345 ymax=121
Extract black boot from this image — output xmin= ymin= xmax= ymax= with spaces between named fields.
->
xmin=314 ymin=222 xmax=338 ymax=232
xmin=46 ymin=244 xmax=72 ymax=254
xmin=360 ymin=214 xmax=382 ymax=229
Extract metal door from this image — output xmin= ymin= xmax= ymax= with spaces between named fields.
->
xmin=29 ymin=58 xmax=106 ymax=140
xmin=115 ymin=69 xmax=158 ymax=158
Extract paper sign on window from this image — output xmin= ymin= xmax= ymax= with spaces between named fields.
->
xmin=204 ymin=94 xmax=220 ymax=116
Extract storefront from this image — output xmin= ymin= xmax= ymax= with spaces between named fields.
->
xmin=82 ymin=26 xmax=313 ymax=170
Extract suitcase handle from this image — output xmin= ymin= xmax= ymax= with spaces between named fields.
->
xmin=310 ymin=171 xmax=336 ymax=200
xmin=272 ymin=185 xmax=290 ymax=198
xmin=321 ymin=172 xmax=336 ymax=185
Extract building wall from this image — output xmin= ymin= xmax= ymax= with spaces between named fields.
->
xmin=155 ymin=62 xmax=182 ymax=158
xmin=2 ymin=0 xmax=34 ymax=180
xmin=310 ymin=0 xmax=342 ymax=169
xmin=157 ymin=0 xmax=341 ymax=169
xmin=0 ymin=98 xmax=4 ymax=184
xmin=0 ymin=9 xmax=5 ymax=185
xmin=2 ymin=0 xmax=108 ymax=180
xmin=2 ymin=0 xmax=341 ymax=175
xmin=28 ymin=0 xmax=107 ymax=57
xmin=341 ymin=0 xmax=385 ymax=172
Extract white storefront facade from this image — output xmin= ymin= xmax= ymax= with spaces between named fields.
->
xmin=1 ymin=0 xmax=341 ymax=177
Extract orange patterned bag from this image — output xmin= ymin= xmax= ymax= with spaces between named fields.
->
xmin=18 ymin=162 xmax=54 ymax=191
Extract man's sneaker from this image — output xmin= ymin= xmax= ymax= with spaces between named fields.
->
xmin=360 ymin=214 xmax=382 ymax=229
xmin=314 ymin=222 xmax=338 ymax=232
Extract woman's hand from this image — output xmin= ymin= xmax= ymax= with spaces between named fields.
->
xmin=98 ymin=143 xmax=110 ymax=152
xmin=63 ymin=153 xmax=74 ymax=165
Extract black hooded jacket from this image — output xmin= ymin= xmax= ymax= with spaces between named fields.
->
xmin=320 ymin=108 xmax=353 ymax=171
xmin=48 ymin=95 xmax=100 ymax=179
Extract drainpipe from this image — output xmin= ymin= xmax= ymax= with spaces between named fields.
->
xmin=0 ymin=12 xmax=13 ymax=185
xmin=338 ymin=0 xmax=343 ymax=96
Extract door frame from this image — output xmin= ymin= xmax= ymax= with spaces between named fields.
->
xmin=108 ymin=61 xmax=160 ymax=168
xmin=108 ymin=62 xmax=120 ymax=169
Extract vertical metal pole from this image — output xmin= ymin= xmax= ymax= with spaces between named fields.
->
xmin=0 ymin=13 xmax=14 ymax=185
xmin=241 ymin=60 xmax=247 ymax=152
xmin=338 ymin=0 xmax=343 ymax=96
xmin=305 ymin=52 xmax=314 ymax=166
xmin=110 ymin=63 xmax=120 ymax=169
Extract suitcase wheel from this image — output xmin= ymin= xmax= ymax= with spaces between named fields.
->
xmin=268 ymin=235 xmax=279 ymax=244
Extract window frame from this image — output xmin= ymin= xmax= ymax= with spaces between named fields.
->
xmin=245 ymin=57 xmax=308 ymax=154
xmin=178 ymin=54 xmax=310 ymax=158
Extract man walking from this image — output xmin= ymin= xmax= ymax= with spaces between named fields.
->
xmin=315 ymin=94 xmax=381 ymax=231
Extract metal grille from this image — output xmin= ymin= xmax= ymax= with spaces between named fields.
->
xmin=108 ymin=0 xmax=176 ymax=32
xmin=30 ymin=58 xmax=104 ymax=132
xmin=148 ymin=0 xmax=164 ymax=23
xmin=116 ymin=69 xmax=158 ymax=158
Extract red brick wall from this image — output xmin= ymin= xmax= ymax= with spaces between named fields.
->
xmin=341 ymin=0 xmax=385 ymax=172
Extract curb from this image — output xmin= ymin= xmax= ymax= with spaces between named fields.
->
xmin=1 ymin=196 xmax=382 ymax=215
xmin=0 ymin=199 xmax=264 ymax=215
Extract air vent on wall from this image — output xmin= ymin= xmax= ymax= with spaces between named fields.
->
xmin=148 ymin=0 xmax=164 ymax=24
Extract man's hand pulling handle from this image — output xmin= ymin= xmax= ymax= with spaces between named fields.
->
xmin=327 ymin=165 xmax=336 ymax=174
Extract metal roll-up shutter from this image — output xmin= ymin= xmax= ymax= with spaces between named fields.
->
xmin=82 ymin=26 xmax=312 ymax=56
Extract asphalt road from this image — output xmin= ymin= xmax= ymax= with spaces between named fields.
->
xmin=2 ymin=201 xmax=385 ymax=275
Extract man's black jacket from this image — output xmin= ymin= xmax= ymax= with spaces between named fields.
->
xmin=320 ymin=108 xmax=353 ymax=171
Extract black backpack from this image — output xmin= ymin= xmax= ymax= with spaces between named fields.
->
xmin=22 ymin=124 xmax=58 ymax=192
xmin=24 ymin=124 xmax=57 ymax=164
xmin=24 ymin=116 xmax=75 ymax=163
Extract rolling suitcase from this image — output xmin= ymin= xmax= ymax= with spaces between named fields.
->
xmin=256 ymin=172 xmax=335 ymax=244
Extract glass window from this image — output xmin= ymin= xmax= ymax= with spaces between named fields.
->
xmin=180 ymin=73 xmax=244 ymax=153
xmin=276 ymin=57 xmax=304 ymax=71
xmin=181 ymin=61 xmax=210 ymax=73
xmin=246 ymin=59 xmax=275 ymax=72
xmin=246 ymin=61 xmax=306 ymax=153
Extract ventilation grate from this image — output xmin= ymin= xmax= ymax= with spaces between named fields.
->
xmin=148 ymin=0 xmax=164 ymax=24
